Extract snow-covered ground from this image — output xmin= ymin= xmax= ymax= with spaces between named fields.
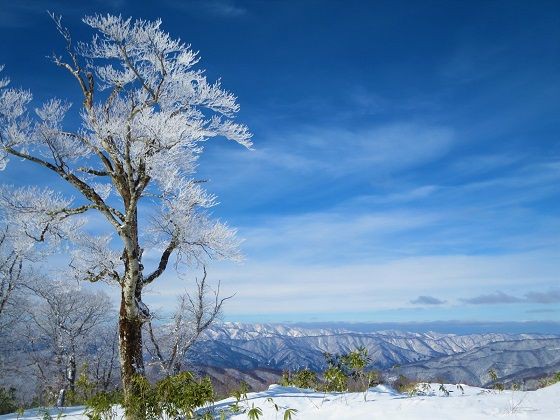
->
xmin=2 ymin=383 xmax=559 ymax=419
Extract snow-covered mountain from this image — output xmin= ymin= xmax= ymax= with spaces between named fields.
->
xmin=187 ymin=323 xmax=560 ymax=386
xmin=397 ymin=337 xmax=560 ymax=387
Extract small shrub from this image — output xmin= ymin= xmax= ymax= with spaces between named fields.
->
xmin=228 ymin=401 xmax=243 ymax=414
xmin=280 ymin=371 xmax=291 ymax=387
xmin=199 ymin=411 xmax=214 ymax=420
xmin=228 ymin=381 xmax=250 ymax=415
xmin=38 ymin=408 xmax=53 ymax=420
xmin=408 ymin=383 xmax=432 ymax=396
xmin=283 ymin=407 xmax=298 ymax=420
xmin=322 ymin=347 xmax=375 ymax=394
xmin=247 ymin=403 xmax=262 ymax=420
xmin=538 ymin=372 xmax=560 ymax=388
xmin=487 ymin=368 xmax=505 ymax=392
xmin=231 ymin=381 xmax=250 ymax=403
xmin=126 ymin=375 xmax=160 ymax=419
xmin=155 ymin=371 xmax=214 ymax=418
xmin=290 ymin=369 xmax=318 ymax=389
xmin=84 ymin=391 xmax=121 ymax=420
xmin=0 ymin=387 xmax=18 ymax=415
xmin=366 ymin=370 xmax=381 ymax=387
xmin=88 ymin=371 xmax=213 ymax=419
xmin=438 ymin=383 xmax=450 ymax=396
xmin=266 ymin=397 xmax=279 ymax=412
xmin=341 ymin=347 xmax=369 ymax=374
xmin=393 ymin=375 xmax=417 ymax=394
xmin=69 ymin=364 xmax=100 ymax=405
xmin=323 ymin=366 xmax=347 ymax=392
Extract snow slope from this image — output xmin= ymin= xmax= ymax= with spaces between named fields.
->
xmin=3 ymin=382 xmax=560 ymax=419
xmin=218 ymin=383 xmax=560 ymax=420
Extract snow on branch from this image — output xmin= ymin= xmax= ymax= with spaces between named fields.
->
xmin=0 ymin=185 xmax=85 ymax=248
xmin=69 ymin=233 xmax=123 ymax=284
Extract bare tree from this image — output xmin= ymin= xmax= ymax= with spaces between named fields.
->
xmin=0 ymin=226 xmax=23 ymax=331
xmin=0 ymin=14 xmax=251 ymax=414
xmin=0 ymin=221 xmax=32 ymax=331
xmin=145 ymin=266 xmax=230 ymax=377
xmin=26 ymin=281 xmax=113 ymax=407
xmin=87 ymin=322 xmax=120 ymax=393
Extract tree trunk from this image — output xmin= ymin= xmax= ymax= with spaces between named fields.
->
xmin=117 ymin=206 xmax=149 ymax=419
xmin=119 ymin=290 xmax=145 ymax=420
xmin=67 ymin=353 xmax=76 ymax=394
xmin=57 ymin=352 xmax=77 ymax=407
xmin=56 ymin=388 xmax=66 ymax=408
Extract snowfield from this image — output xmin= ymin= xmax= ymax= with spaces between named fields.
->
xmin=2 ymin=383 xmax=559 ymax=419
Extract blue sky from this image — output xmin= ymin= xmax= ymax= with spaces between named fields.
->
xmin=1 ymin=0 xmax=559 ymax=325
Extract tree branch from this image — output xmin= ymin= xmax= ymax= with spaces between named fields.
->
xmin=146 ymin=320 xmax=166 ymax=365
xmin=48 ymin=12 xmax=94 ymax=110
xmin=77 ymin=167 xmax=110 ymax=177
xmin=4 ymin=146 xmax=122 ymax=230
xmin=47 ymin=204 xmax=96 ymax=219
xmin=143 ymin=238 xmax=178 ymax=285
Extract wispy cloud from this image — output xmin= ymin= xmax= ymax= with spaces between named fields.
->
xmin=410 ymin=295 xmax=446 ymax=305
xmin=440 ymin=43 xmax=508 ymax=84
xmin=203 ymin=121 xmax=455 ymax=182
xmin=524 ymin=289 xmax=560 ymax=304
xmin=144 ymin=251 xmax=559 ymax=317
xmin=283 ymin=122 xmax=455 ymax=177
xmin=526 ymin=309 xmax=558 ymax=314
xmin=461 ymin=291 xmax=522 ymax=305
xmin=462 ymin=289 xmax=560 ymax=305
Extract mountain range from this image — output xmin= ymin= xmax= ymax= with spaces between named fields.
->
xmin=187 ymin=323 xmax=560 ymax=389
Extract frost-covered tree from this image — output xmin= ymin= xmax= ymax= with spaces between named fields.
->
xmin=0 ymin=188 xmax=81 ymax=385
xmin=0 ymin=226 xmax=24 ymax=329
xmin=0 ymin=225 xmax=30 ymax=386
xmin=26 ymin=282 xmax=113 ymax=407
xmin=146 ymin=266 xmax=229 ymax=377
xmin=0 ymin=194 xmax=69 ymax=325
xmin=0 ymin=14 xmax=251 ymax=413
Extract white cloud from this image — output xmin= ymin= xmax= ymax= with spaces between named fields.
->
xmin=238 ymin=209 xmax=439 ymax=264
xmin=143 ymin=250 xmax=559 ymax=316
xmin=201 ymin=121 xmax=456 ymax=184
xmin=274 ymin=122 xmax=455 ymax=176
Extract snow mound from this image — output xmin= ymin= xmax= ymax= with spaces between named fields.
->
xmin=368 ymin=384 xmax=401 ymax=396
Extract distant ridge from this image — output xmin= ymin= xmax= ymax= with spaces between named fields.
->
xmin=288 ymin=320 xmax=560 ymax=335
xmin=186 ymin=323 xmax=560 ymax=387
